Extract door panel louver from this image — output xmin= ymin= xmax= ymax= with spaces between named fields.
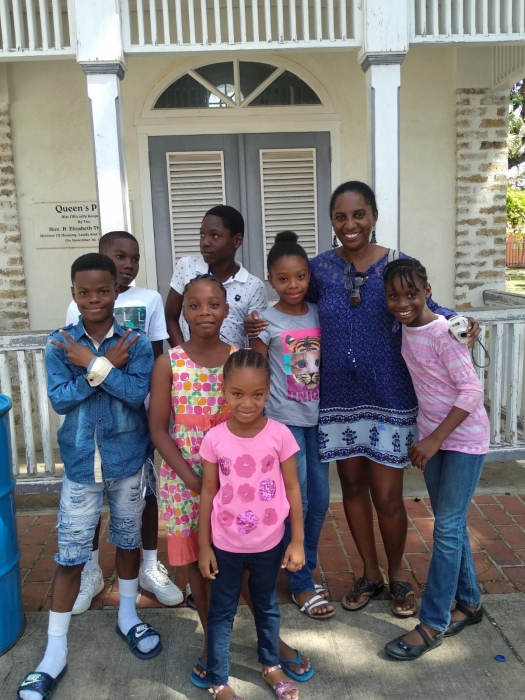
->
xmin=260 ymin=149 xmax=318 ymax=275
xmin=167 ymin=151 xmax=226 ymax=263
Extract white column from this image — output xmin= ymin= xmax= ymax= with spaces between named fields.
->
xmin=74 ymin=1 xmax=129 ymax=234
xmin=361 ymin=56 xmax=403 ymax=249
xmin=357 ymin=0 xmax=408 ymax=249
xmin=81 ymin=64 xmax=131 ymax=234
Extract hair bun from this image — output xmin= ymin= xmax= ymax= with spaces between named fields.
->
xmin=275 ymin=230 xmax=298 ymax=244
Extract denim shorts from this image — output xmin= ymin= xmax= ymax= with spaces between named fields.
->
xmin=55 ymin=466 xmax=147 ymax=566
xmin=144 ymin=457 xmax=157 ymax=498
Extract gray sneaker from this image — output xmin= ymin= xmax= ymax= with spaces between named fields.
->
xmin=72 ymin=565 xmax=104 ymax=615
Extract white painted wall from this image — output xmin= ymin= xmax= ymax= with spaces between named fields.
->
xmin=10 ymin=45 xmax=468 ymax=330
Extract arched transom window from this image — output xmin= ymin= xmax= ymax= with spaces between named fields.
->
xmin=154 ymin=60 xmax=322 ymax=109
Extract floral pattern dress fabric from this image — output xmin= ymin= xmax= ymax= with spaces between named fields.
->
xmin=159 ymin=346 xmax=234 ymax=566
xmin=307 ymin=249 xmax=454 ymax=468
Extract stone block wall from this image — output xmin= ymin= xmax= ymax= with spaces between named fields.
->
xmin=0 ymin=104 xmax=28 ymax=332
xmin=454 ymin=88 xmax=508 ymax=309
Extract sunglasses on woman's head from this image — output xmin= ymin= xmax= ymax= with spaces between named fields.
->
xmin=343 ymin=263 xmax=367 ymax=307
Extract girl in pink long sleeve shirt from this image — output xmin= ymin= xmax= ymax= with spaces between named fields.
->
xmin=382 ymin=257 xmax=489 ymax=662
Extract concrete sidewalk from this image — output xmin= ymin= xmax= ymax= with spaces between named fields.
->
xmin=1 ymin=599 xmax=524 ymax=699
xmin=6 ymin=461 xmax=525 ymax=698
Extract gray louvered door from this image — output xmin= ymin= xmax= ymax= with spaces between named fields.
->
xmin=149 ymin=132 xmax=331 ymax=300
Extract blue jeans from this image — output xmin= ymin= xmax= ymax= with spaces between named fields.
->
xmin=206 ymin=541 xmax=284 ymax=686
xmin=284 ymin=425 xmax=330 ymax=595
xmin=419 ymin=450 xmax=485 ymax=633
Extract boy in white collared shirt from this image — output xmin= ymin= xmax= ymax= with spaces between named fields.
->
xmin=165 ymin=206 xmax=267 ymax=348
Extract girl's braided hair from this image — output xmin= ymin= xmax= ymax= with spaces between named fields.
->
xmin=182 ymin=273 xmax=227 ymax=300
xmin=383 ymin=257 xmax=429 ymax=290
xmin=267 ymin=230 xmax=309 ymax=273
xmin=223 ymin=348 xmax=270 ymax=383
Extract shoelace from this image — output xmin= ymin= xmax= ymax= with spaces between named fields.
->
xmin=143 ymin=562 xmax=172 ymax=586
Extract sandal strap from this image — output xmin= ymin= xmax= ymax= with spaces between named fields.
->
xmin=124 ymin=622 xmax=158 ymax=651
xmin=18 ymin=671 xmax=58 ymax=699
xmin=415 ymin=624 xmax=440 ymax=648
xmin=389 ymin=580 xmax=415 ymax=604
xmin=299 ymin=593 xmax=327 ymax=613
xmin=274 ymin=680 xmax=299 ymax=699
xmin=263 ymin=664 xmax=282 ymax=676
xmin=351 ymin=577 xmax=382 ymax=600
xmin=454 ymin=602 xmax=477 ymax=618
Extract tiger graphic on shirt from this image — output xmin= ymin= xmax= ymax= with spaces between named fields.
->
xmin=281 ymin=327 xmax=321 ymax=402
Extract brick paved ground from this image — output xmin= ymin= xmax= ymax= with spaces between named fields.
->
xmin=19 ymin=493 xmax=525 ymax=613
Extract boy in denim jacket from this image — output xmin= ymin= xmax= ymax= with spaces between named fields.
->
xmin=18 ymin=253 xmax=162 ymax=700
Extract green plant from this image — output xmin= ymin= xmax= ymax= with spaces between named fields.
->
xmin=507 ymin=187 xmax=525 ymax=236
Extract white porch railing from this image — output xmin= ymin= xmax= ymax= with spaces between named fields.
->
xmin=0 ymin=332 xmax=57 ymax=482
xmin=120 ymin=0 xmax=361 ymax=52
xmin=0 ymin=0 xmax=76 ymax=57
xmin=410 ymin=0 xmax=525 ymax=42
xmin=1 ymin=311 xmax=525 ymax=491
xmin=474 ymin=307 xmax=525 ymax=462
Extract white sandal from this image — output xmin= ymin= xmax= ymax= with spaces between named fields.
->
xmin=292 ymin=592 xmax=335 ymax=619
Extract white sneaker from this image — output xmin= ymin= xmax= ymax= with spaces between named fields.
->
xmin=72 ymin=565 xmax=104 ymax=615
xmin=139 ymin=561 xmax=184 ymax=606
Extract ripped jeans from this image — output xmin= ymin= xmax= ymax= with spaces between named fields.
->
xmin=55 ymin=466 xmax=147 ymax=566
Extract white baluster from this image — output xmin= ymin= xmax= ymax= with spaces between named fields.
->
xmin=137 ymin=0 xmax=145 ymax=45
xmin=175 ymin=0 xmax=183 ymax=44
xmin=339 ymin=0 xmax=346 ymax=40
xmin=454 ymin=0 xmax=464 ymax=36
xmin=226 ymin=0 xmax=234 ymax=42
xmin=520 ymin=0 xmax=525 ymax=34
xmin=188 ymin=0 xmax=196 ymax=44
xmin=326 ymin=0 xmax=334 ymax=40
xmin=120 ymin=0 xmax=132 ymax=48
xmin=200 ymin=0 xmax=208 ymax=44
xmin=149 ymin=0 xmax=158 ymax=45
xmin=277 ymin=0 xmax=284 ymax=41
xmin=418 ymin=0 xmax=426 ymax=36
xmin=469 ymin=0 xmax=476 ymax=35
xmin=432 ymin=0 xmax=439 ymax=36
xmin=34 ymin=349 xmax=55 ymax=475
xmin=161 ymin=0 xmax=170 ymax=43
xmin=505 ymin=0 xmax=514 ymax=33
xmin=252 ymin=0 xmax=259 ymax=42
xmin=489 ymin=323 xmax=504 ymax=445
xmin=38 ymin=0 xmax=50 ymax=50
xmin=0 ymin=352 xmax=18 ymax=476
xmin=482 ymin=0 xmax=489 ymax=34
xmin=314 ymin=0 xmax=322 ymax=40
xmin=0 ymin=0 xmax=12 ymax=51
xmin=214 ymin=0 xmax=222 ymax=43
xmin=25 ymin=0 xmax=37 ymax=50
xmin=16 ymin=351 xmax=37 ymax=475
xmin=12 ymin=0 xmax=26 ymax=50
xmin=289 ymin=0 xmax=297 ymax=41
xmin=51 ymin=0 xmax=63 ymax=49
xmin=264 ymin=0 xmax=271 ymax=41
xmin=493 ymin=0 xmax=501 ymax=33
xmin=444 ymin=0 xmax=452 ymax=36
xmin=505 ymin=324 xmax=520 ymax=445
xmin=239 ymin=0 xmax=246 ymax=43
xmin=301 ymin=0 xmax=309 ymax=41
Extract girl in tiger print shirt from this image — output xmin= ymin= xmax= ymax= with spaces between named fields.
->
xmin=250 ymin=231 xmax=334 ymax=621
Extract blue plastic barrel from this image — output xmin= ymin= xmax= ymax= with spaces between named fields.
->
xmin=0 ymin=394 xmax=24 ymax=654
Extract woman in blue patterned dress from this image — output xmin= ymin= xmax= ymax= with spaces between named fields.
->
xmin=246 ymin=181 xmax=477 ymax=617
xmin=307 ymin=181 xmax=461 ymax=616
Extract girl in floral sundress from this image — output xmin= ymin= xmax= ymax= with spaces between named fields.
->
xmin=149 ymin=273 xmax=236 ymax=688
